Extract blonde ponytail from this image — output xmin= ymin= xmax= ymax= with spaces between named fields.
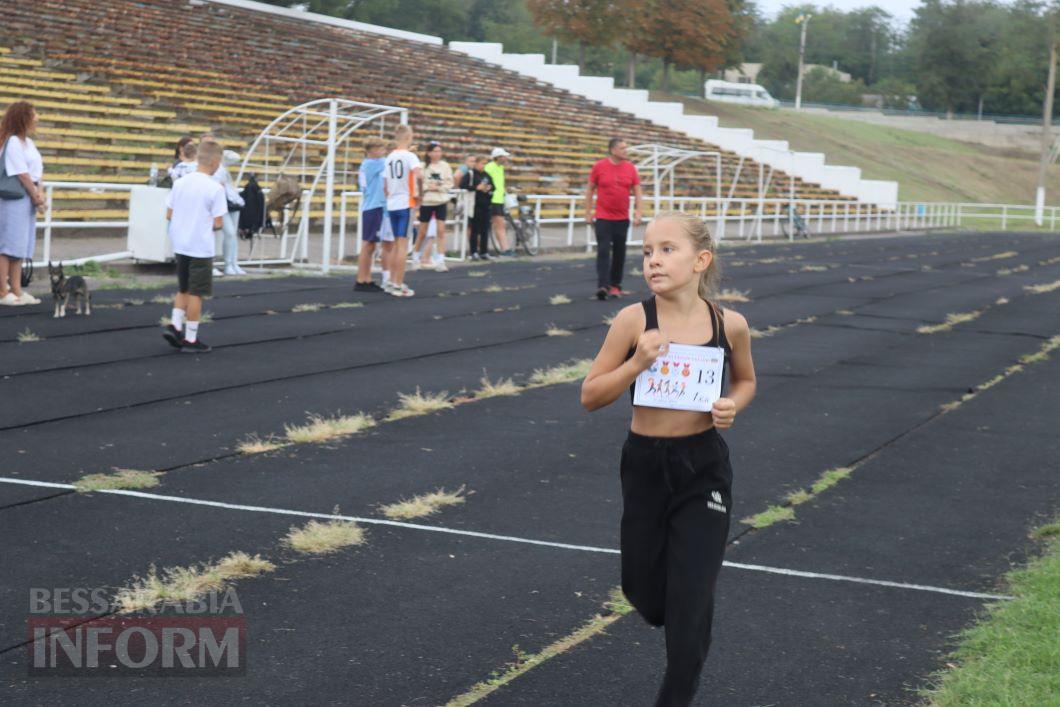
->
xmin=652 ymin=211 xmax=722 ymax=301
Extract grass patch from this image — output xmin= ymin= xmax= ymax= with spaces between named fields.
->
xmin=385 ymin=388 xmax=454 ymax=422
xmin=74 ymin=468 xmax=161 ymax=493
xmin=972 ymin=250 xmax=1018 ymax=262
xmin=810 ymin=466 xmax=853 ymax=495
xmin=996 ymin=264 xmax=1029 ymax=276
xmin=917 ymin=310 xmax=982 ymax=334
xmin=284 ymin=517 xmax=365 ymax=555
xmin=151 ymin=294 xmax=172 ymax=304
xmin=921 ymin=515 xmax=1060 ymax=706
xmin=528 ymin=359 xmax=592 ymax=387
xmin=467 ymin=270 xmax=488 ymax=277
xmin=330 ymin=301 xmax=364 ymax=309
xmin=995 ymin=297 xmax=1010 ymax=305
xmin=784 ymin=489 xmax=812 ymax=506
xmin=380 ymin=485 xmax=467 ymax=520
xmin=199 ymin=311 xmax=214 ymax=323
xmin=291 ymin=302 xmax=324 ymax=313
xmin=115 ymin=552 xmax=276 ymax=613
xmin=17 ymin=328 xmax=39 ymax=343
xmin=475 ymin=375 xmax=520 ymax=399
xmin=741 ymin=504 xmax=796 ymax=529
xmin=546 ymin=325 xmax=573 ymax=337
xmin=1024 ymin=279 xmax=1060 ymax=295
xmin=236 ymin=434 xmax=288 ymax=455
xmin=446 ymin=586 xmax=633 ymax=706
xmin=549 ymin=294 xmax=571 ymax=305
xmin=716 ymin=288 xmax=750 ymax=303
xmin=481 ymin=284 xmax=503 ymax=293
xmin=283 ymin=412 xmax=376 ymax=444
xmin=799 ymin=264 xmax=829 ymax=272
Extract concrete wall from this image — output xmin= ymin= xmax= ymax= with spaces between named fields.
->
xmin=450 ymin=41 xmax=899 ymax=208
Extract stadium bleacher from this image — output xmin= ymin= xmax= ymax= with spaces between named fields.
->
xmin=0 ymin=0 xmax=864 ymax=223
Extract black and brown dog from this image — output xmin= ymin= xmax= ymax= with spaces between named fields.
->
xmin=48 ymin=262 xmax=91 ymax=317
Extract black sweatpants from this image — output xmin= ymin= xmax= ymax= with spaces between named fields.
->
xmin=469 ymin=207 xmax=490 ymax=255
xmin=620 ymin=427 xmax=733 ymax=707
xmin=595 ymin=218 xmax=629 ymax=289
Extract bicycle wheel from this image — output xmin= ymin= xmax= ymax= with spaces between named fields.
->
xmin=520 ymin=218 xmax=539 ymax=256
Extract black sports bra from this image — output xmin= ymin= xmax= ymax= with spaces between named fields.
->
xmin=624 ymin=296 xmax=732 ymax=404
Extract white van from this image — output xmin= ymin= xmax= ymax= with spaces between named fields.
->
xmin=704 ymin=80 xmax=778 ymax=108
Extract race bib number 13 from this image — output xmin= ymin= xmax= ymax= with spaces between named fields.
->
xmin=632 ymin=343 xmax=725 ymax=412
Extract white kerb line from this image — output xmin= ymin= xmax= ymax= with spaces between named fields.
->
xmin=0 ymin=476 xmax=1012 ymax=602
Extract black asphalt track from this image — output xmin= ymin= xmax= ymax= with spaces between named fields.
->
xmin=0 ymin=231 xmax=1057 ymax=704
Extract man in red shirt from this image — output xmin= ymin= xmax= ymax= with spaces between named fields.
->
xmin=585 ymin=138 xmax=643 ymax=300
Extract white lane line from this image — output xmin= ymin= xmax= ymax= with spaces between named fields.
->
xmin=0 ymin=476 xmax=1013 ymax=601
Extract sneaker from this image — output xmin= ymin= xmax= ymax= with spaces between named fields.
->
xmin=224 ymin=266 xmax=239 ymax=276
xmin=233 ymin=265 xmax=248 ymax=275
xmin=408 ymin=257 xmax=421 ymax=271
xmin=596 ymin=287 xmax=609 ymax=301
xmin=434 ymin=259 xmax=449 ymax=272
xmin=162 ymin=324 xmax=184 ymax=349
xmin=213 ymin=268 xmax=224 ymax=277
xmin=502 ymin=249 xmax=516 ymax=257
xmin=607 ymin=286 xmax=622 ymax=299
xmin=16 ymin=291 xmax=40 ymax=305
xmin=180 ymin=339 xmax=212 ymax=353
xmin=0 ymin=293 xmax=23 ymax=306
xmin=354 ymin=281 xmax=385 ymax=293
xmin=470 ymin=252 xmax=480 ymax=261
xmin=382 ymin=281 xmax=396 ymax=294
xmin=480 ymin=252 xmax=492 ymax=261
xmin=390 ymin=283 xmax=415 ymax=297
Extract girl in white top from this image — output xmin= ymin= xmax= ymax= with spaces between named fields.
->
xmin=0 ymin=100 xmax=44 ymax=306
xmin=412 ymin=141 xmax=454 ymax=272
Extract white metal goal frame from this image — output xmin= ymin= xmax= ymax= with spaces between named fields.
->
xmin=235 ymin=98 xmax=408 ymax=272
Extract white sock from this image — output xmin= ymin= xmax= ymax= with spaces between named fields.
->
xmin=185 ymin=321 xmax=200 ymax=343
xmin=382 ymin=270 xmax=391 ymax=284
xmin=171 ymin=308 xmax=186 ymax=330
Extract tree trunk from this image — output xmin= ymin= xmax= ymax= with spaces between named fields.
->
xmin=662 ymin=60 xmax=671 ymax=92
xmin=578 ymin=41 xmax=585 ymax=73
xmin=628 ymin=52 xmax=636 ymax=88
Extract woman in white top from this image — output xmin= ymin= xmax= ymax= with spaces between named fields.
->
xmin=200 ymin=137 xmax=246 ymax=276
xmin=0 ymin=101 xmax=44 ymax=306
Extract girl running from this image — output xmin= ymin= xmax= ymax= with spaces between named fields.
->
xmin=581 ymin=211 xmax=757 ymax=706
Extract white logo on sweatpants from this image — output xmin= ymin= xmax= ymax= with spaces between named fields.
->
xmin=708 ymin=490 xmax=726 ymax=514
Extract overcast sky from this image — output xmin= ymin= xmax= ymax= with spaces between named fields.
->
xmin=754 ymin=0 xmax=922 ymax=25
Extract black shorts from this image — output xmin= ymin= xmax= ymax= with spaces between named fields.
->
xmin=418 ymin=203 xmax=447 ymax=223
xmin=490 ymin=203 xmax=506 ymax=217
xmin=175 ymin=253 xmax=213 ymax=297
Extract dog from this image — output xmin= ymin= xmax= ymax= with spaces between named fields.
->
xmin=48 ymin=262 xmax=91 ymax=317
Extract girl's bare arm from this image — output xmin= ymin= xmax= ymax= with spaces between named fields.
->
xmin=723 ymin=310 xmax=757 ymax=414
xmin=581 ymin=306 xmax=661 ymax=412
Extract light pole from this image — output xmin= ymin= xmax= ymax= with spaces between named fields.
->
xmin=795 ymin=13 xmax=812 ymax=111
xmin=1036 ymin=25 xmax=1057 ymax=226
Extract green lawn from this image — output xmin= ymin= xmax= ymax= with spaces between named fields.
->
xmin=921 ymin=517 xmax=1060 ymax=705
xmin=657 ymin=93 xmax=1060 ymax=205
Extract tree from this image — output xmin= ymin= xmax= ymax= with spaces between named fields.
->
xmin=526 ymin=0 xmax=616 ymax=72
xmin=638 ymin=0 xmax=735 ymax=91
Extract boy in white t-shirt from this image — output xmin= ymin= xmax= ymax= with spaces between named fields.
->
xmin=162 ymin=140 xmax=227 ymax=353
xmin=382 ymin=124 xmax=421 ymax=297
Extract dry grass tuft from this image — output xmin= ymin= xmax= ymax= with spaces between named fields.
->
xmin=292 ymin=303 xmax=324 ymax=313
xmin=716 ymin=288 xmax=750 ymax=303
xmin=236 ymin=434 xmax=288 ymax=455
xmin=380 ymin=485 xmax=468 ymax=520
xmin=917 ymin=310 xmax=981 ymax=334
xmin=17 ymin=328 xmax=40 ymax=343
xmin=284 ymin=517 xmax=365 ymax=555
xmin=475 ymin=376 xmax=521 ymax=399
xmin=549 ymin=294 xmax=572 ymax=305
xmin=385 ymin=388 xmax=454 ymax=421
xmin=528 ymin=359 xmax=592 ymax=387
xmin=115 ymin=552 xmax=276 ymax=613
xmin=283 ymin=412 xmax=376 ymax=444
xmin=546 ymin=325 xmax=573 ymax=337
xmin=75 ymin=468 xmax=162 ymax=493
xmin=1024 ymin=280 xmax=1060 ymax=295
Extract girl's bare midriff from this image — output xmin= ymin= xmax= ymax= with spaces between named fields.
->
xmin=631 ymin=405 xmax=716 ymax=437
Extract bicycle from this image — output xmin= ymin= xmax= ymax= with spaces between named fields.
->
xmin=780 ymin=204 xmax=811 ymax=239
xmin=489 ymin=190 xmax=539 ymax=256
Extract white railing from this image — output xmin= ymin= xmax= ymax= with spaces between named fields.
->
xmin=32 ymin=181 xmax=1060 ymax=269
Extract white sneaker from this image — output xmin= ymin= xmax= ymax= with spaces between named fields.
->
xmin=0 ymin=292 xmax=23 ymax=306
xmin=224 ymin=266 xmax=239 ymax=276
xmin=382 ymin=280 xmax=395 ymax=293
xmin=16 ymin=292 xmax=41 ymax=305
xmin=409 ymin=257 xmax=421 ymax=271
xmin=234 ymin=265 xmax=248 ymax=275
xmin=433 ymin=258 xmax=448 ymax=272
xmin=213 ymin=268 xmax=224 ymax=277
xmin=390 ymin=283 xmax=415 ymax=297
